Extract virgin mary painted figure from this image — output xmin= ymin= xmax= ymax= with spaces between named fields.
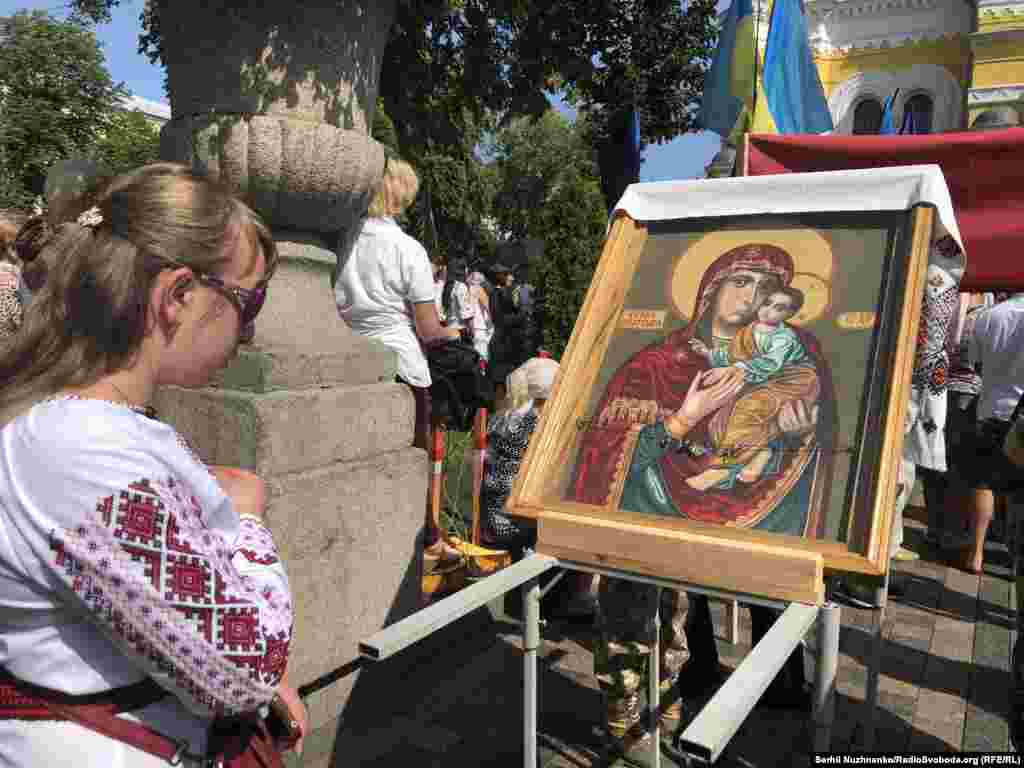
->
xmin=570 ymin=243 xmax=837 ymax=538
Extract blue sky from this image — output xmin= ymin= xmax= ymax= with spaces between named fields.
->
xmin=1 ymin=0 xmax=722 ymax=179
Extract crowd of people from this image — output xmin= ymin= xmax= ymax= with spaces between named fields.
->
xmin=1 ymin=149 xmax=1023 ymax=766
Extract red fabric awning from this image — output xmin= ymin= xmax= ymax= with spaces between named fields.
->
xmin=745 ymin=128 xmax=1024 ymax=291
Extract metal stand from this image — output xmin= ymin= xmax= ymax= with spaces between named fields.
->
xmin=360 ymin=552 xmax=840 ymax=767
xmin=677 ymin=601 xmax=821 ymax=763
xmin=813 ymin=602 xmax=841 ymax=753
xmin=523 ymin=577 xmax=541 ymax=768
xmin=860 ymin=573 xmax=889 ymax=752
xmin=650 ymin=591 xmax=662 ymax=768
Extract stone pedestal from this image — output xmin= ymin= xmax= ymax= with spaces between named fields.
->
xmin=153 ymin=3 xmax=429 ymax=763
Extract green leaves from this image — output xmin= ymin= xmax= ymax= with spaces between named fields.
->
xmin=490 ymin=113 xmax=607 ymax=358
xmin=0 ymin=12 xmax=127 ymax=210
xmin=93 ymin=110 xmax=162 ymax=176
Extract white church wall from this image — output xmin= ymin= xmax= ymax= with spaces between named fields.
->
xmin=806 ymin=0 xmax=972 ymax=53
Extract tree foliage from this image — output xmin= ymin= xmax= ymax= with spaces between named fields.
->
xmin=380 ymin=0 xmax=716 ymax=219
xmin=0 ymin=11 xmax=127 ymax=210
xmin=93 ymin=110 xmax=162 ymax=175
xmin=488 ymin=113 xmax=607 ymax=358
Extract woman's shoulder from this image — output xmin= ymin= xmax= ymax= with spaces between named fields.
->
xmin=361 ymin=218 xmax=427 ymax=258
xmin=7 ymin=398 xmax=205 ymax=484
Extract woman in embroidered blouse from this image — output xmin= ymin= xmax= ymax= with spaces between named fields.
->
xmin=0 ymin=164 xmax=305 ymax=766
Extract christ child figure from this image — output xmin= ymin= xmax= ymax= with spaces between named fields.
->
xmin=687 ymin=287 xmax=820 ymax=491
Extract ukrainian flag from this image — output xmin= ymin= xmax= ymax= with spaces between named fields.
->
xmin=879 ymin=90 xmax=900 ymax=134
xmin=697 ymin=0 xmax=757 ymax=140
xmin=759 ymin=0 xmax=833 ymax=134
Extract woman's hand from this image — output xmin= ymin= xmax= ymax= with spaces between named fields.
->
xmin=210 ymin=466 xmax=266 ymax=522
xmin=273 ymin=673 xmax=308 ymax=755
xmin=667 ymin=368 xmax=744 ymax=438
xmin=778 ymin=400 xmax=819 ymax=439
xmin=701 ymin=366 xmax=739 ymax=387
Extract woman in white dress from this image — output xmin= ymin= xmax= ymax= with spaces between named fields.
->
xmin=0 ymin=164 xmax=306 ymax=766
xmin=334 ymin=157 xmax=462 ymax=568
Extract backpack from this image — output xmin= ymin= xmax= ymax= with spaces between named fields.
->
xmin=425 ymin=340 xmax=494 ymax=431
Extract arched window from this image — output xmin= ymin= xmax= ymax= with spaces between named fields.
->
xmin=852 ymin=98 xmax=883 ymax=135
xmin=971 ymin=107 xmax=1021 ymax=131
xmin=902 ymin=93 xmax=933 ymax=134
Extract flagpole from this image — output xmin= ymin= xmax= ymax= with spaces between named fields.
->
xmin=752 ymin=0 xmax=762 ymax=129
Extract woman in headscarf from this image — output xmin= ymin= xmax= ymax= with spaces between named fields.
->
xmin=573 ymin=243 xmax=836 ymax=534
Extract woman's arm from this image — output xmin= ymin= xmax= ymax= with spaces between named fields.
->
xmin=208 ymin=465 xmax=308 ymax=752
xmin=626 ymin=368 xmax=746 ymax=473
xmin=412 ymin=300 xmax=461 ymax=344
xmin=26 ymin=450 xmax=294 ymax=718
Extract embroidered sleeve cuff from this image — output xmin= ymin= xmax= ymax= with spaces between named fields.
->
xmin=232 ymin=517 xmax=290 ymax=595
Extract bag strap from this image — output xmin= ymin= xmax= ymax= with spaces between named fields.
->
xmin=38 ymin=696 xmax=191 ymax=765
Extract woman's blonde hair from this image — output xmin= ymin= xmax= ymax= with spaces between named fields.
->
xmin=0 ymin=163 xmax=277 ymax=426
xmin=368 ymin=158 xmax=420 ymax=218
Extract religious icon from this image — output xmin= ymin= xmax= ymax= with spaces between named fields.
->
xmin=507 ymin=196 xmax=936 ymax=597
xmin=572 ymin=231 xmax=838 ymax=538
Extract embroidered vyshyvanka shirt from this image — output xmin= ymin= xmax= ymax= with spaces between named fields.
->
xmin=0 ymin=398 xmax=293 ymax=765
xmin=904 ymin=241 xmax=966 ymax=472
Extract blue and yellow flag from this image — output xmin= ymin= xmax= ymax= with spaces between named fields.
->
xmin=879 ymin=90 xmax=900 ymax=135
xmin=760 ymin=0 xmax=833 ymax=134
xmin=697 ymin=0 xmax=757 ymax=139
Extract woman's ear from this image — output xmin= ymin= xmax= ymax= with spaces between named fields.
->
xmin=150 ymin=268 xmax=194 ymax=338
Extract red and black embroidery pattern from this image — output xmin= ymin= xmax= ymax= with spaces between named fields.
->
xmin=49 ymin=477 xmax=292 ymax=717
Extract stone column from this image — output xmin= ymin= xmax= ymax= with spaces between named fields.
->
xmin=153 ymin=4 xmax=427 ymax=764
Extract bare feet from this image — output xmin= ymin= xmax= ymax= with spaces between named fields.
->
xmin=686 ymin=467 xmax=732 ymax=490
xmin=738 ymin=448 xmax=773 ymax=483
xmin=952 ymin=544 xmax=982 ymax=574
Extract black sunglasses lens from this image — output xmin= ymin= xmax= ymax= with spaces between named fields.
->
xmin=241 ymin=285 xmax=267 ymax=326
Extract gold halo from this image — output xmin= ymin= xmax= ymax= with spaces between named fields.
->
xmin=788 ymin=273 xmax=831 ymax=327
xmin=669 ymin=228 xmax=835 ymax=324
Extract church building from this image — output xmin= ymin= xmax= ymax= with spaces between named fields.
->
xmin=709 ymin=0 xmax=1024 ymax=175
xmin=806 ymin=0 xmax=1024 ymax=132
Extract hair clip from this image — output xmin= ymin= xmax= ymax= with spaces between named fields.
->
xmin=76 ymin=206 xmax=103 ymax=229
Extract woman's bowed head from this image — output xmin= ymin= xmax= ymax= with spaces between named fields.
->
xmin=0 ymin=163 xmax=277 ymax=424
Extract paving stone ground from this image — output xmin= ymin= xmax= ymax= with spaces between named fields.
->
xmin=333 ymin=515 xmax=1017 ymax=767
